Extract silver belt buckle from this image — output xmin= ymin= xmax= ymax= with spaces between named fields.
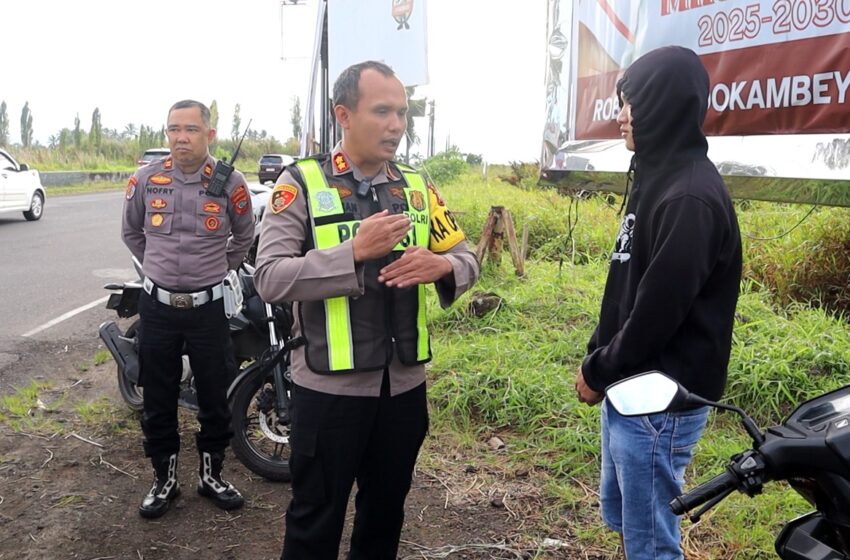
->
xmin=169 ymin=293 xmax=193 ymax=309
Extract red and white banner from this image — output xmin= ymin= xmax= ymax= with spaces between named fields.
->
xmin=574 ymin=0 xmax=850 ymax=140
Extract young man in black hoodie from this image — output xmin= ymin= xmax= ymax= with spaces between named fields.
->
xmin=575 ymin=47 xmax=742 ymax=559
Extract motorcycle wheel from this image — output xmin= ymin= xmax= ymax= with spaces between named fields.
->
xmin=116 ymin=321 xmax=144 ymax=411
xmin=229 ymin=365 xmax=291 ymax=482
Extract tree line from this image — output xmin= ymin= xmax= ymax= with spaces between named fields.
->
xmin=0 ymin=98 xmax=305 ymax=170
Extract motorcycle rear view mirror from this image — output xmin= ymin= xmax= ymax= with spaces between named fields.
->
xmin=605 ymin=371 xmax=688 ymax=416
xmin=606 ymin=371 xmax=766 ymax=446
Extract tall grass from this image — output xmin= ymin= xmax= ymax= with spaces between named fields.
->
xmin=740 ymin=202 xmax=850 ymax=315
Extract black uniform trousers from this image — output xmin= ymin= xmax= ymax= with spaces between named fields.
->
xmin=137 ymin=289 xmax=234 ymax=458
xmin=281 ymin=373 xmax=429 ymax=560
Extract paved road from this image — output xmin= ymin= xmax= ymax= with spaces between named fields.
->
xmin=0 ymin=190 xmax=133 ymax=344
xmin=0 ymin=182 xmax=266 ymax=349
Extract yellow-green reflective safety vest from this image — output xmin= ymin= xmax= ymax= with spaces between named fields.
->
xmin=296 ymin=158 xmax=431 ymax=372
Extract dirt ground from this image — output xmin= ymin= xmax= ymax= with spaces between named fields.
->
xmin=0 ymin=336 xmax=604 ymax=560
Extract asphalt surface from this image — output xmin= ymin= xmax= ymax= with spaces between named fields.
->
xmin=0 ymin=182 xmax=269 ymax=374
xmin=0 ymin=190 xmax=132 ymax=345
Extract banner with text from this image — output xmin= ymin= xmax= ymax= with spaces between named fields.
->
xmin=574 ymin=0 xmax=850 ymax=140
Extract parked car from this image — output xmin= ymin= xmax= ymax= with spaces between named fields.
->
xmin=137 ymin=148 xmax=170 ymax=167
xmin=258 ymin=154 xmax=296 ymax=184
xmin=0 ymin=149 xmax=46 ymax=221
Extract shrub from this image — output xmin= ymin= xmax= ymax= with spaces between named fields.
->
xmin=423 ymin=147 xmax=467 ymax=185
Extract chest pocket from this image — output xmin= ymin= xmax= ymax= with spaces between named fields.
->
xmin=195 ymin=197 xmax=230 ymax=237
xmin=145 ymin=195 xmax=175 ymax=236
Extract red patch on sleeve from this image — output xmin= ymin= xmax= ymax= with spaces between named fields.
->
xmin=270 ymin=184 xmax=298 ymax=214
xmin=231 ymin=185 xmax=250 ymax=215
xmin=125 ymin=176 xmax=138 ymax=200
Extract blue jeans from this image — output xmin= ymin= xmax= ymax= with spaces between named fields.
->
xmin=600 ymin=398 xmax=709 ymax=560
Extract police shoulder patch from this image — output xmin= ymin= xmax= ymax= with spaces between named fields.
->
xmin=125 ymin=176 xmax=138 ymax=200
xmin=231 ymin=185 xmax=250 ymax=215
xmin=270 ymin=184 xmax=298 ymax=214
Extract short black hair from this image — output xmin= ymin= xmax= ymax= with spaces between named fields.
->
xmin=333 ymin=61 xmax=396 ymax=109
xmin=168 ymin=100 xmax=211 ymax=128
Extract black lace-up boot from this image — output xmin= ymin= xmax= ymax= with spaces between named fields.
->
xmin=197 ymin=451 xmax=244 ymax=510
xmin=139 ymin=453 xmax=180 ymax=518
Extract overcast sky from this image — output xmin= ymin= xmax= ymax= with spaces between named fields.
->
xmin=1 ymin=0 xmax=546 ymax=163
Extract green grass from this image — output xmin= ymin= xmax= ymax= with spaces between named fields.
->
xmin=74 ymin=398 xmax=135 ymax=435
xmin=0 ymin=381 xmax=64 ymax=434
xmin=740 ymin=202 xmax=850 ymax=316
xmin=93 ymin=349 xmax=112 ymax=366
xmin=47 ymin=181 xmax=124 ymax=196
xmin=420 ymin=172 xmax=850 ymax=558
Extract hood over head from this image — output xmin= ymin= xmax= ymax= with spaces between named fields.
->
xmin=616 ymin=46 xmax=709 ymax=166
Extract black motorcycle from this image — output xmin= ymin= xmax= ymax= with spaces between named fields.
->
xmin=606 ymin=371 xmax=850 ymax=559
xmin=98 ymin=259 xmax=296 ymax=482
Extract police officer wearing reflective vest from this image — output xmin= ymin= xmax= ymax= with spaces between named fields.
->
xmin=122 ymin=99 xmax=254 ymax=518
xmin=254 ymin=61 xmax=480 ymax=559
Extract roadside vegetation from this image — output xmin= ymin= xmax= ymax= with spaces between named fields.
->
xmin=0 ymin=97 xmax=302 ymax=174
xmin=425 ymin=162 xmax=850 ymax=559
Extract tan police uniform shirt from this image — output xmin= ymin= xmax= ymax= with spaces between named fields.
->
xmin=254 ymin=145 xmax=479 ymax=397
xmin=122 ymin=155 xmax=255 ymax=290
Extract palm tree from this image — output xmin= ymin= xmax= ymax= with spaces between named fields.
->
xmin=123 ymin=123 xmax=138 ymax=140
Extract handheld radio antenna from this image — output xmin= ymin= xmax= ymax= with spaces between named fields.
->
xmin=230 ymin=119 xmax=253 ymax=165
xmin=206 ymin=119 xmax=253 ymax=196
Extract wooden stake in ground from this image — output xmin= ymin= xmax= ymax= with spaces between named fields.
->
xmin=476 ymin=206 xmax=524 ymax=276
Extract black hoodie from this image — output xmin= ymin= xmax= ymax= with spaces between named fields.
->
xmin=581 ymin=46 xmax=742 ymax=401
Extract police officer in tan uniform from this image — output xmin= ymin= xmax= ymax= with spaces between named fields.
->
xmin=122 ymin=99 xmax=253 ymax=518
xmin=255 ymin=61 xmax=480 ymax=560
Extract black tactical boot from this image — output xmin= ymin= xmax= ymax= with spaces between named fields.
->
xmin=197 ymin=451 xmax=244 ymax=510
xmin=139 ymin=454 xmax=180 ymax=519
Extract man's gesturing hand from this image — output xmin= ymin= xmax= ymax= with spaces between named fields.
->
xmin=378 ymin=246 xmax=452 ymax=288
xmin=352 ymin=211 xmax=412 ymax=263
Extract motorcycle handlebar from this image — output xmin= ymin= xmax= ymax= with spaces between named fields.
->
xmin=670 ymin=469 xmax=738 ymax=515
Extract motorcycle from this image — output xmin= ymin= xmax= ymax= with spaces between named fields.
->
xmin=98 ymin=257 xmax=297 ymax=482
xmin=606 ymin=371 xmax=850 ymax=559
